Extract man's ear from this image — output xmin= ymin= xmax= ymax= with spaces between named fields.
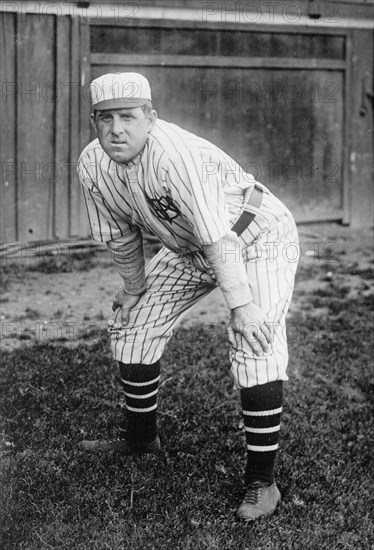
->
xmin=147 ymin=110 xmax=157 ymax=133
xmin=90 ymin=112 xmax=98 ymax=133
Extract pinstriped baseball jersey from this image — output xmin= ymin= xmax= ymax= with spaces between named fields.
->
xmin=78 ymin=118 xmax=258 ymax=252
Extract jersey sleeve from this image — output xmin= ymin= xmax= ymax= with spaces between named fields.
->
xmin=77 ymin=153 xmax=133 ymax=243
xmin=160 ymin=148 xmax=231 ymax=245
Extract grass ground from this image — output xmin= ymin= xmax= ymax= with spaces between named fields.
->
xmin=1 ymin=228 xmax=374 ymax=549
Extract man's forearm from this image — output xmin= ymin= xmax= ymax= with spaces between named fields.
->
xmin=107 ymin=231 xmax=146 ymax=296
xmin=203 ymin=231 xmax=253 ymax=310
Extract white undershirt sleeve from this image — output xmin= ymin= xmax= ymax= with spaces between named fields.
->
xmin=202 ymin=231 xmax=253 ymax=310
xmin=107 ymin=228 xmax=147 ymax=296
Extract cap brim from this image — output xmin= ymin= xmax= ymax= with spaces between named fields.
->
xmin=93 ymin=98 xmax=149 ymax=110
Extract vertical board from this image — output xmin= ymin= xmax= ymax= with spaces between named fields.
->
xmin=54 ymin=16 xmax=72 ymax=238
xmin=349 ymin=30 xmax=374 ymax=227
xmin=69 ymin=16 xmax=80 ymax=238
xmin=80 ymin=20 xmax=92 ymax=152
xmin=78 ymin=19 xmax=92 ymax=238
xmin=0 ymin=12 xmax=18 ymax=242
xmin=16 ymin=13 xmax=56 ymax=241
xmin=70 ymin=17 xmax=91 ymax=238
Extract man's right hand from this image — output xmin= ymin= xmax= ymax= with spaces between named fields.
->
xmin=228 ymin=301 xmax=273 ymax=357
xmin=112 ymin=288 xmax=142 ymax=327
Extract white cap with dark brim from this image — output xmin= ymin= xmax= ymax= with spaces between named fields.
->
xmin=90 ymin=72 xmax=152 ymax=110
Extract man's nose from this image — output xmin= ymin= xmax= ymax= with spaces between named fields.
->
xmin=111 ymin=117 xmax=124 ymax=136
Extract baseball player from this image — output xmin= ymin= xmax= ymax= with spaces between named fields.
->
xmin=77 ymin=72 xmax=299 ymax=521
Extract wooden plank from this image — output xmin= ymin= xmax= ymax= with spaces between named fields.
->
xmin=16 ymin=13 xmax=56 ymax=241
xmin=91 ymin=53 xmax=346 ymax=70
xmin=79 ymin=19 xmax=91 ymax=153
xmin=69 ymin=16 xmax=81 ymax=237
xmin=342 ymin=33 xmax=353 ymax=224
xmin=0 ymin=239 xmax=106 ymax=260
xmin=348 ymin=29 xmax=374 ymax=227
xmin=0 ymin=12 xmax=18 ymax=242
xmin=294 ymin=210 xmax=344 ymax=224
xmin=91 ymin=25 xmax=345 ymax=58
xmin=88 ymin=17 xmax=373 ymax=31
xmin=77 ymin=18 xmax=91 ymax=238
xmin=54 ymin=16 xmax=71 ymax=239
xmin=81 ymin=0 xmax=374 ymax=5
xmin=70 ymin=16 xmax=91 ymax=238
xmin=66 ymin=0 xmax=374 ymax=6
xmin=88 ymin=17 xmax=348 ymax=34
xmin=90 ymin=5 xmax=374 ymax=34
xmin=132 ymin=30 xmax=341 ymax=58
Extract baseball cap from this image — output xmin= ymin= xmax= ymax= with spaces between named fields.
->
xmin=90 ymin=72 xmax=152 ymax=110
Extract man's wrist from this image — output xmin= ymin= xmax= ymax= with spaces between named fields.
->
xmin=122 ymin=282 xmax=147 ymax=296
xmin=220 ymin=281 xmax=253 ymax=310
xmin=231 ymin=300 xmax=254 ymax=312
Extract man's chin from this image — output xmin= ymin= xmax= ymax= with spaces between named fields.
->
xmin=102 ymin=142 xmax=144 ymax=164
xmin=107 ymin=150 xmax=134 ymax=164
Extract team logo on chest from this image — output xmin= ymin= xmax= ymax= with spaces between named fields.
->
xmin=145 ymin=192 xmax=181 ymax=222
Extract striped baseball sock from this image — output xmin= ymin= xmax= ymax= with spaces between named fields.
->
xmin=240 ymin=381 xmax=283 ymax=486
xmin=119 ymin=361 xmax=160 ymax=448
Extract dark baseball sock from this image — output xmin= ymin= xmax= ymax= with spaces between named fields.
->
xmin=119 ymin=361 xmax=160 ymax=448
xmin=240 ymin=380 xmax=283 ymax=486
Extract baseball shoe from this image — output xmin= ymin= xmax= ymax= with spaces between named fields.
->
xmin=77 ymin=435 xmax=161 ymax=455
xmin=237 ymin=480 xmax=281 ymax=521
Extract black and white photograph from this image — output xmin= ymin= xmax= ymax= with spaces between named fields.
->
xmin=1 ymin=1 xmax=373 ymax=548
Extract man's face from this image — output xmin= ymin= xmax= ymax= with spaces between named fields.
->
xmin=91 ymin=107 xmax=157 ymax=164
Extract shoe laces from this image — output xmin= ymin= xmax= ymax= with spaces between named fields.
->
xmin=242 ymin=481 xmax=267 ymax=504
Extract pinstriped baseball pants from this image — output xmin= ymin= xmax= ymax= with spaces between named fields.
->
xmin=110 ymin=188 xmax=299 ymax=389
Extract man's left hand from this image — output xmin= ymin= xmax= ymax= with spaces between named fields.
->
xmin=111 ymin=288 xmax=141 ymax=327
